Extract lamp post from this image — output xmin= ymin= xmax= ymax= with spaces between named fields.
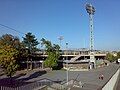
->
xmin=66 ymin=43 xmax=69 ymax=86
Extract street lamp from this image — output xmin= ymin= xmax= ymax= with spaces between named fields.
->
xmin=66 ymin=43 xmax=69 ymax=86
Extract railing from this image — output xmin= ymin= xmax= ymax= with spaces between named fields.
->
xmin=0 ymin=79 xmax=52 ymax=90
xmin=0 ymin=79 xmax=82 ymax=90
xmin=48 ymin=79 xmax=81 ymax=90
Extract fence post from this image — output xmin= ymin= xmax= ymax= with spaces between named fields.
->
xmin=1 ymin=86 xmax=2 ymax=90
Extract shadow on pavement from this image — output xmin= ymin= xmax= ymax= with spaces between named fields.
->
xmin=0 ymin=77 xmax=32 ymax=88
xmin=0 ymin=73 xmax=4 ymax=76
xmin=54 ymin=80 xmax=63 ymax=83
xmin=13 ymin=73 xmax=26 ymax=80
xmin=0 ymin=70 xmax=46 ymax=87
xmin=19 ymin=70 xmax=47 ymax=81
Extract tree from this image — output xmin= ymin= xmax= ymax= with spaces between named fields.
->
xmin=41 ymin=38 xmax=60 ymax=70
xmin=105 ymin=53 xmax=115 ymax=62
xmin=0 ymin=45 xmax=19 ymax=78
xmin=0 ymin=34 xmax=25 ymax=68
xmin=23 ymin=32 xmax=39 ymax=54
xmin=0 ymin=34 xmax=21 ymax=78
xmin=22 ymin=32 xmax=39 ymax=69
xmin=0 ymin=34 xmax=21 ymax=48
xmin=117 ymin=52 xmax=120 ymax=59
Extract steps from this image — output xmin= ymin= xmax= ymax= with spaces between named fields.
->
xmin=70 ymin=55 xmax=81 ymax=61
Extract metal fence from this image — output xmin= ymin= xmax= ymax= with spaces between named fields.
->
xmin=0 ymin=79 xmax=82 ymax=90
xmin=0 ymin=79 xmax=52 ymax=90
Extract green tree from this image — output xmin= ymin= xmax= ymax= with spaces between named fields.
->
xmin=0 ymin=45 xmax=19 ymax=78
xmin=22 ymin=32 xmax=39 ymax=69
xmin=117 ymin=52 xmax=120 ymax=59
xmin=41 ymin=38 xmax=60 ymax=70
xmin=105 ymin=53 xmax=115 ymax=62
xmin=114 ymin=52 xmax=120 ymax=62
xmin=0 ymin=34 xmax=21 ymax=48
xmin=0 ymin=34 xmax=24 ymax=54
xmin=0 ymin=34 xmax=25 ymax=68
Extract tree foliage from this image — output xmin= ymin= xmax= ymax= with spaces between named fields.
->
xmin=105 ymin=53 xmax=117 ymax=62
xmin=117 ymin=52 xmax=120 ymax=59
xmin=0 ymin=34 xmax=25 ymax=77
xmin=0 ymin=34 xmax=25 ymax=65
xmin=105 ymin=52 xmax=120 ymax=62
xmin=41 ymin=38 xmax=60 ymax=70
xmin=0 ymin=34 xmax=22 ymax=48
xmin=0 ymin=45 xmax=19 ymax=78
xmin=22 ymin=32 xmax=39 ymax=54
xmin=22 ymin=32 xmax=39 ymax=69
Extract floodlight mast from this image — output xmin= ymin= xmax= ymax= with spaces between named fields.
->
xmin=86 ymin=2 xmax=96 ymax=69
xmin=86 ymin=4 xmax=95 ymax=52
xmin=58 ymin=36 xmax=63 ymax=49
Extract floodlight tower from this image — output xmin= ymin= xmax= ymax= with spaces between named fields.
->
xmin=58 ymin=36 xmax=63 ymax=49
xmin=86 ymin=3 xmax=95 ymax=52
xmin=86 ymin=2 xmax=96 ymax=68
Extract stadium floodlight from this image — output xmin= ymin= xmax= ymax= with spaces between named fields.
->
xmin=86 ymin=3 xmax=96 ymax=69
xmin=86 ymin=3 xmax=95 ymax=52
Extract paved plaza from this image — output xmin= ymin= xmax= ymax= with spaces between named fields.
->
xmin=38 ymin=64 xmax=119 ymax=90
xmin=0 ymin=63 xmax=119 ymax=90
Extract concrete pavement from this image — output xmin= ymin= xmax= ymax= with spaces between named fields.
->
xmin=0 ymin=63 xmax=119 ymax=90
xmin=23 ymin=63 xmax=119 ymax=90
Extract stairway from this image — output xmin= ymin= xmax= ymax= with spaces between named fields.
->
xmin=70 ymin=55 xmax=81 ymax=61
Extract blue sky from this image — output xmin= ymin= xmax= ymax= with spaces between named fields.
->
xmin=0 ymin=0 xmax=120 ymax=50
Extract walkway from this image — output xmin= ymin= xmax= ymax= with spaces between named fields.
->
xmin=0 ymin=64 xmax=119 ymax=90
xmin=31 ymin=64 xmax=119 ymax=89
